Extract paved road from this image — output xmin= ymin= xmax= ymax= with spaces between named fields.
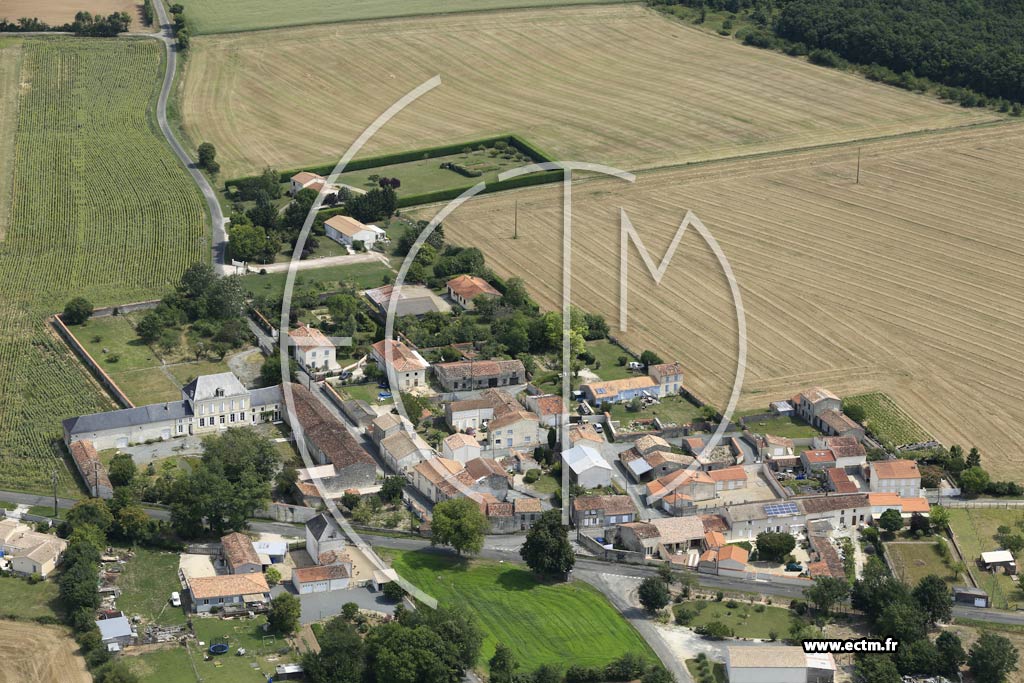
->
xmin=150 ymin=0 xmax=228 ymax=272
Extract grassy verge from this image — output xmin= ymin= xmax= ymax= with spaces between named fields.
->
xmin=382 ymin=549 xmax=655 ymax=668
xmin=0 ymin=575 xmax=62 ymax=621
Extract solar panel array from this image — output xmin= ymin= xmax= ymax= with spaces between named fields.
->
xmin=764 ymin=502 xmax=800 ymax=516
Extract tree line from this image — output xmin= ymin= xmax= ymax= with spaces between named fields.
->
xmin=0 ymin=11 xmax=131 ymax=35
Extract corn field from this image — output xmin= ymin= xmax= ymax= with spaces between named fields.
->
xmin=0 ymin=38 xmax=206 ymax=495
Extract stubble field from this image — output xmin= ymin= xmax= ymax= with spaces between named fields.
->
xmin=435 ymin=123 xmax=1024 ymax=480
xmin=0 ymin=0 xmax=145 ymax=29
xmin=178 ymin=5 xmax=995 ymax=179
xmin=0 ymin=621 xmax=90 ymax=683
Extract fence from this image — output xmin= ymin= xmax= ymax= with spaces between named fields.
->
xmin=254 ymin=502 xmax=319 ymax=524
xmin=761 ymin=462 xmax=791 ymax=500
xmin=51 ymin=314 xmax=134 ymax=409
xmin=89 ymin=299 xmax=161 ymax=318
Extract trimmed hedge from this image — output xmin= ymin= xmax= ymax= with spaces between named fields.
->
xmin=223 ymin=133 xmax=555 ymax=189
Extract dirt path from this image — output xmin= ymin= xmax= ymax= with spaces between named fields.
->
xmin=0 ymin=621 xmax=90 ymax=683
xmin=248 ymin=252 xmax=388 ymax=274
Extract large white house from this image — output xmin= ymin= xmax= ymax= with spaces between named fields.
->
xmin=869 ymin=459 xmax=921 ymax=497
xmin=371 ymin=339 xmax=429 ymax=390
xmin=63 ymin=372 xmax=281 ymax=450
xmin=324 ymin=215 xmax=385 ymax=249
xmin=289 ymin=324 xmax=339 ymax=374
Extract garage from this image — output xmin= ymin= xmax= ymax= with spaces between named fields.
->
xmin=291 ymin=565 xmax=350 ymax=594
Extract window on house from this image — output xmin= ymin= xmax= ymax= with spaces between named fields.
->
xmin=220 ymin=415 xmax=225 ymax=424
xmin=230 ymin=414 xmax=235 ymax=423
xmin=199 ymin=418 xmax=205 ymax=427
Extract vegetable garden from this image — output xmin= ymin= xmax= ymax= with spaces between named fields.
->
xmin=0 ymin=38 xmax=206 ymax=495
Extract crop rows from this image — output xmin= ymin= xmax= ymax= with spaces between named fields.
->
xmin=0 ymin=38 xmax=206 ymax=495
xmin=842 ymin=392 xmax=932 ymax=447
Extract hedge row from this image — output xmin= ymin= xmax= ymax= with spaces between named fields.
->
xmin=394 ymin=168 xmax=562 ymax=208
xmin=224 ymin=134 xmax=555 ymax=189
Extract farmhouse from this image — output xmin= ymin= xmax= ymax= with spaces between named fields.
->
xmin=442 ymin=432 xmax=481 ymax=463
xmin=288 ymin=384 xmax=377 ymax=491
xmin=379 ymin=429 xmax=434 ymax=472
xmin=792 ymin=386 xmax=864 ymax=439
xmin=486 ymin=409 xmax=539 ymax=449
xmin=364 ymin=284 xmax=450 ymax=318
xmin=63 ymin=372 xmax=281 ymax=450
xmin=306 ymin=513 xmax=347 ymax=565
xmin=446 ymin=274 xmax=501 ymax=309
xmin=290 ymin=171 xmax=328 ymax=195
xmin=433 ymin=358 xmax=525 ymax=391
xmin=371 ymin=339 xmax=429 ymax=391
xmin=221 ymin=532 xmax=261 ymax=575
xmin=813 ymin=435 xmax=867 ymax=470
xmin=647 ymin=363 xmax=683 ymax=395
xmin=522 ymin=393 xmax=564 ymax=428
xmin=571 ymin=495 xmax=637 ymax=529
xmin=0 ymin=519 xmax=67 ymax=578
xmin=562 ymin=444 xmax=612 ymax=489
xmin=726 ymin=645 xmax=835 ymax=683
xmin=187 ymin=573 xmax=271 ymax=613
xmin=412 ymin=457 xmax=476 ymax=504
xmin=868 ymin=459 xmax=921 ymax=497
xmin=69 ymin=439 xmax=113 ymax=499
xmin=289 ymin=324 xmax=339 ymax=374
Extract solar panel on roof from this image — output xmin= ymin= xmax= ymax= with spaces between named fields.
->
xmin=764 ymin=502 xmax=799 ymax=516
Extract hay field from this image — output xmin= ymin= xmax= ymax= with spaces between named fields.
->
xmin=435 ymin=123 xmax=1024 ymax=481
xmin=182 ymin=0 xmax=629 ymax=35
xmin=0 ymin=38 xmax=22 ymax=240
xmin=0 ymin=621 xmax=90 ymax=683
xmin=0 ymin=0 xmax=144 ymax=29
xmin=179 ymin=5 xmax=995 ymax=179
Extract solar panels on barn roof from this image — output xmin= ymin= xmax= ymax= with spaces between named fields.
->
xmin=764 ymin=502 xmax=800 ymax=517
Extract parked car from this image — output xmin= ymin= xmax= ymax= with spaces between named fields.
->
xmin=593 ymin=423 xmax=604 ymax=434
xmin=170 ymin=591 xmax=181 ymax=607
xmin=785 ymin=562 xmax=803 ymax=572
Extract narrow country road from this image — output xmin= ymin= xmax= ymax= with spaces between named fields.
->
xmin=150 ymin=0 xmax=228 ymax=272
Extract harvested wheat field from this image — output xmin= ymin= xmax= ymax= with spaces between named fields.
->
xmin=0 ymin=621 xmax=90 ymax=683
xmin=179 ymin=5 xmax=995 ymax=178
xmin=0 ymin=0 xmax=145 ymax=28
xmin=433 ymin=123 xmax=1024 ymax=480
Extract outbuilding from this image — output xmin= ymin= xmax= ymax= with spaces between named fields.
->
xmin=291 ymin=564 xmax=351 ymax=593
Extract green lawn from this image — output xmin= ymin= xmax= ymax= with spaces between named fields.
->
xmin=108 ymin=367 xmax=182 ymax=405
xmin=339 ymin=382 xmax=393 ymax=406
xmin=741 ymin=414 xmax=821 ymax=438
xmin=674 ymin=600 xmax=794 ymax=639
xmin=0 ymin=575 xmax=62 ymax=621
xmin=383 ymin=549 xmax=655 ymax=668
xmin=0 ymin=500 xmax=16 ymax=510
xmin=190 ymin=616 xmax=297 ymax=681
xmin=336 ymin=148 xmax=530 ymax=198
xmin=74 ymin=314 xmax=158 ymax=372
xmin=948 ymin=508 xmax=1024 ymax=609
xmin=185 ymin=0 xmax=629 ymax=34
xmin=124 ymin=646 xmax=196 ymax=683
xmin=530 ymin=473 xmax=561 ymax=495
xmin=28 ymin=504 xmax=63 ymax=519
xmin=586 ymin=340 xmax=634 ymax=381
xmin=884 ymin=541 xmax=960 ymax=587
xmin=117 ymin=549 xmax=187 ymax=625
xmin=608 ymin=395 xmax=703 ymax=427
xmin=241 ymin=261 xmax=394 ymax=302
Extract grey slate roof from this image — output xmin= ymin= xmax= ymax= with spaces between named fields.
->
xmin=183 ymin=372 xmax=247 ymax=402
xmin=250 ymin=385 xmax=282 ymax=407
xmin=306 ymin=512 xmax=342 ymax=542
xmin=64 ymin=401 xmax=192 ymax=436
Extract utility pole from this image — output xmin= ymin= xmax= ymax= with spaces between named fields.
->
xmin=94 ymin=460 xmax=100 ymax=498
xmin=856 ymin=147 xmax=861 ymax=185
xmin=51 ymin=469 xmax=58 ymax=517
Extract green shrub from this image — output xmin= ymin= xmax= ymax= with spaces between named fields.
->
xmin=523 ymin=469 xmax=541 ymax=484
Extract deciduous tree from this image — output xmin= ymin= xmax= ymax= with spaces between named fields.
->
xmin=430 ymin=498 xmax=488 ymax=555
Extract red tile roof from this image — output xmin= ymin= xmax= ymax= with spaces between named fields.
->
xmin=446 ymin=274 xmax=500 ymax=301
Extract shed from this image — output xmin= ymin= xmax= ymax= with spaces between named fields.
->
xmin=953 ymin=585 xmax=990 ymax=608
xmin=96 ymin=614 xmax=134 ymax=647
xmin=981 ymin=550 xmax=1017 ymax=575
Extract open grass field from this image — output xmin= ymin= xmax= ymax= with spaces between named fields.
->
xmin=117 ymin=549 xmax=188 ymax=626
xmin=740 ymin=414 xmax=821 ymax=439
xmin=0 ymin=38 xmax=206 ymax=495
xmin=241 ymin=260 xmax=394 ymax=302
xmin=586 ymin=339 xmax=633 ymax=380
xmin=0 ymin=620 xmax=90 ymax=683
xmin=948 ymin=508 xmax=1024 ymax=609
xmin=383 ymin=549 xmax=655 ymax=668
xmin=122 ymin=646 xmax=195 ymax=683
xmin=183 ymin=0 xmax=630 ymax=35
xmin=0 ymin=0 xmax=145 ymax=30
xmin=336 ymin=147 xmax=539 ymax=198
xmin=608 ymin=395 xmax=703 ymax=428
xmin=674 ymin=600 xmax=794 ymax=639
xmin=178 ymin=5 xmax=995 ymax=179
xmin=843 ymin=392 xmax=932 ymax=446
xmin=0 ymin=575 xmax=61 ymax=621
xmin=884 ymin=541 xmax=960 ymax=587
xmin=439 ymin=121 xmax=1024 ymax=481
